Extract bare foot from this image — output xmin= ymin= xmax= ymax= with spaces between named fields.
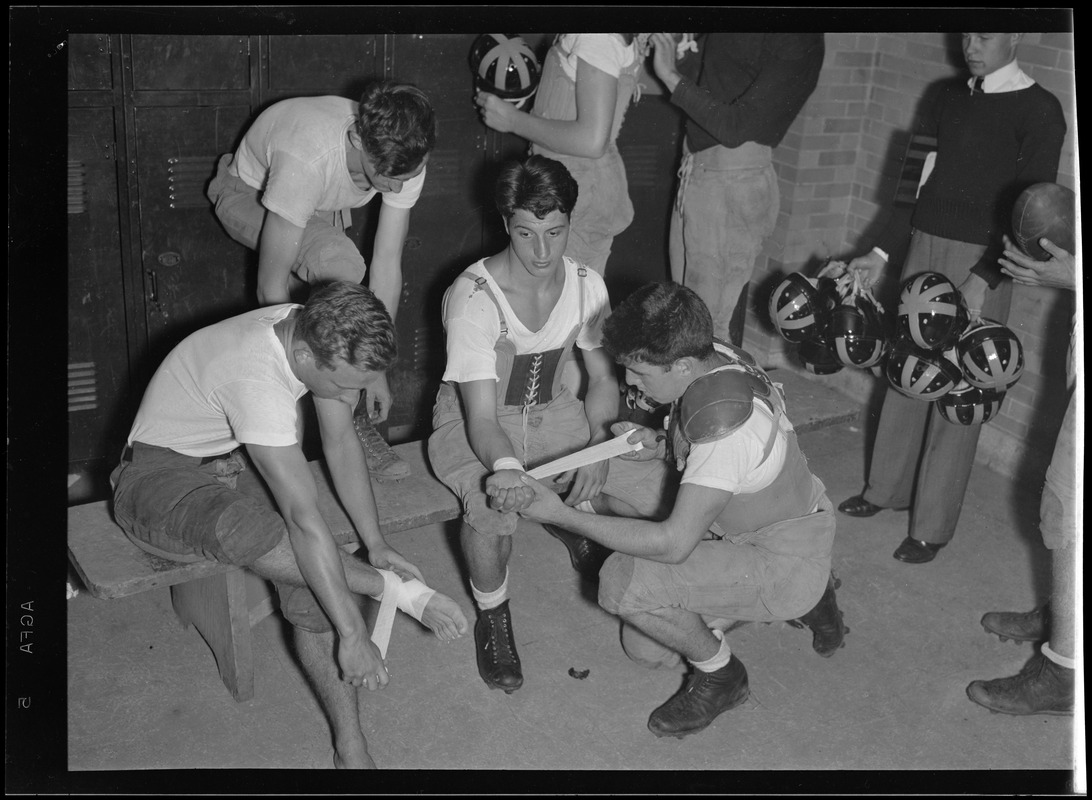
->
xmin=333 ymin=739 xmax=376 ymax=769
xmin=420 ymin=591 xmax=469 ymax=642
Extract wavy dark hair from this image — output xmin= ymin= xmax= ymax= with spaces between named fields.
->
xmin=356 ymin=81 xmax=437 ymax=177
xmin=602 ymin=282 xmax=716 ymax=367
xmin=494 ymin=154 xmax=579 ymax=221
xmin=296 ymin=281 xmax=397 ymax=372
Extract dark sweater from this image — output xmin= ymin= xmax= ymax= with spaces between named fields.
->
xmin=670 ymin=33 xmax=825 ymax=152
xmin=877 ymin=78 xmax=1066 ymax=288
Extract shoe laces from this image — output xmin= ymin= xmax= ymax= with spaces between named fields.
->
xmin=354 ymin=415 xmax=400 ymax=468
xmin=483 ymin=607 xmax=518 ymax=665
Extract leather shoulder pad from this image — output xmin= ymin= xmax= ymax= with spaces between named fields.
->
xmin=713 ymin=337 xmax=757 ymax=367
xmin=679 ymin=368 xmax=774 ymax=444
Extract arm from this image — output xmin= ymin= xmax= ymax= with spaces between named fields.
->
xmin=369 ymin=203 xmax=411 ymax=322
xmin=257 ymin=210 xmax=305 ymax=305
xmin=662 ymin=34 xmax=822 ymax=149
xmin=563 ymin=346 xmax=620 ymax=506
xmin=363 ymin=203 xmax=411 ymax=422
xmin=245 ymin=441 xmax=379 ymax=682
xmin=970 ymin=93 xmax=1066 ymax=289
xmin=476 ymin=55 xmax=617 ymax=158
xmin=520 ymin=473 xmax=730 ymax=565
xmin=459 ymin=378 xmax=538 ymax=513
xmin=313 ymin=392 xmax=423 ymax=581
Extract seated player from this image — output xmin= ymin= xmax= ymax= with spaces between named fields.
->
xmin=428 ymin=155 xmax=671 ymax=694
xmin=111 ymin=281 xmax=468 ymax=768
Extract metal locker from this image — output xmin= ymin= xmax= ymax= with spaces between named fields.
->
xmin=129 ymin=104 xmax=257 ymax=361
xmin=122 ymin=35 xmax=258 ymax=364
xmin=380 ymin=33 xmax=524 ymax=440
xmin=68 ymin=104 xmax=131 ymax=500
xmin=263 ymin=34 xmax=380 ymax=104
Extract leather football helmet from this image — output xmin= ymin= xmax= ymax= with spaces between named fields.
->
xmin=769 ymin=274 xmax=830 ymax=344
xmin=957 ymin=319 xmax=1025 ymax=392
xmin=936 ymin=379 xmax=1005 ymax=425
xmin=831 ymin=291 xmax=889 ymax=369
xmin=469 ymin=34 xmax=541 ymax=107
xmin=885 ymin=338 xmax=962 ymax=400
xmin=897 ymin=271 xmax=969 ymax=351
xmin=798 ymin=336 xmax=844 ymax=375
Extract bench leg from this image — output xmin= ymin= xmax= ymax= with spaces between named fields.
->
xmin=171 ymin=569 xmax=255 ymax=702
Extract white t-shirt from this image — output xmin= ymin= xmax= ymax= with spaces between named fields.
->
xmin=440 ymin=257 xmax=611 ymax=384
xmin=128 ymin=305 xmax=308 ymax=457
xmin=553 ymin=33 xmax=636 ymax=81
xmin=680 ymin=357 xmax=793 ymax=495
xmin=231 ymin=95 xmax=425 ymax=229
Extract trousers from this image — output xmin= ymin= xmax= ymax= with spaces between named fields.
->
xmin=669 ymin=142 xmax=779 ymax=346
xmin=862 ymin=230 xmax=1013 ymax=544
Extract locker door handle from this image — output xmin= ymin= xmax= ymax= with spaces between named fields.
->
xmin=146 ymin=269 xmax=159 ymax=304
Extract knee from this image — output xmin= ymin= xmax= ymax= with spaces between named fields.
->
xmin=277 ymin=583 xmax=336 ymax=634
xmin=597 ymin=553 xmax=635 ymax=615
xmin=620 ymin=620 xmax=682 ymax=670
xmin=209 ymin=492 xmax=286 ymax=565
xmin=463 ymin=504 xmax=519 ymax=539
xmin=301 ymin=235 xmax=366 ymax=284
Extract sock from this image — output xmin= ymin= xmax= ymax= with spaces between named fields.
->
xmin=690 ymin=628 xmax=731 ymax=673
xmin=1042 ymin=642 xmax=1076 ymax=669
xmin=576 ymin=499 xmax=597 ymax=514
xmin=471 ymin=570 xmax=509 ymax=612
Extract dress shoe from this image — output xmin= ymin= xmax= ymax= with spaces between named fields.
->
xmin=789 ymin=574 xmax=849 ymax=657
xmin=474 ymin=600 xmax=523 ymax=693
xmin=647 ymin=656 xmax=750 ymax=738
xmin=981 ymin=603 xmax=1050 ymax=643
xmin=543 ymin=523 xmax=612 ymax=577
xmin=892 ymin=536 xmax=945 ymax=564
xmin=966 ymin=651 xmax=1074 ymax=716
xmin=837 ymin=494 xmax=906 ymax=517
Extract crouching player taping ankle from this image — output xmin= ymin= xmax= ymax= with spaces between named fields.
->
xmin=110 ymin=281 xmax=468 ymax=769
xmin=515 ymin=281 xmax=848 ymax=739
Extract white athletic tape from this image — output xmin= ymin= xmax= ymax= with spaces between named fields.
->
xmin=525 ymin=429 xmax=643 ymax=480
xmin=369 ymin=569 xmax=436 ymax=659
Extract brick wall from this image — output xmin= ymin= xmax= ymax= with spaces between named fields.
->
xmin=745 ymin=32 xmax=1077 ymax=482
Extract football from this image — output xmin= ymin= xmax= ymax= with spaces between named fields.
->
xmin=1011 ymin=182 xmax=1076 ymax=261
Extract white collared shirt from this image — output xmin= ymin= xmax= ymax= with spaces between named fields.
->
xmin=967 ymin=59 xmax=1036 ymax=94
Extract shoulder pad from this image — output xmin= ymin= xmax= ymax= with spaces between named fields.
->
xmin=679 ymin=369 xmax=775 ymax=444
xmin=713 ymin=338 xmax=757 ymax=367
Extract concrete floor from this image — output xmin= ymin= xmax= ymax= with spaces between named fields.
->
xmin=65 ymin=418 xmax=1081 ymax=790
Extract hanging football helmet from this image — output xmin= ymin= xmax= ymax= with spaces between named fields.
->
xmin=897 ymin=271 xmax=969 ymax=351
xmin=814 ymin=275 xmax=845 ymax=337
xmin=831 ymin=289 xmax=889 ymax=369
xmin=769 ymin=274 xmax=829 ymax=344
xmin=957 ymin=319 xmax=1025 ymax=392
xmin=469 ymin=34 xmax=541 ymax=108
xmin=885 ymin=338 xmax=962 ymax=400
xmin=798 ymin=336 xmax=844 ymax=375
xmin=936 ymin=380 xmax=1006 ymax=425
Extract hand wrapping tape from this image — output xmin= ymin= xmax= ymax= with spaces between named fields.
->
xmin=525 ymin=429 xmax=643 ymax=480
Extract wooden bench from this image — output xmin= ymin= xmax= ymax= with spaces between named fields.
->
xmin=67 ymin=440 xmax=460 ymax=702
xmin=67 ymin=375 xmax=857 ymax=702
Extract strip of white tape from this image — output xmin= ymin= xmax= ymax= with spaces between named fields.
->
xmin=526 ymin=429 xmax=643 ymax=480
xmin=369 ymin=570 xmax=437 ymax=658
